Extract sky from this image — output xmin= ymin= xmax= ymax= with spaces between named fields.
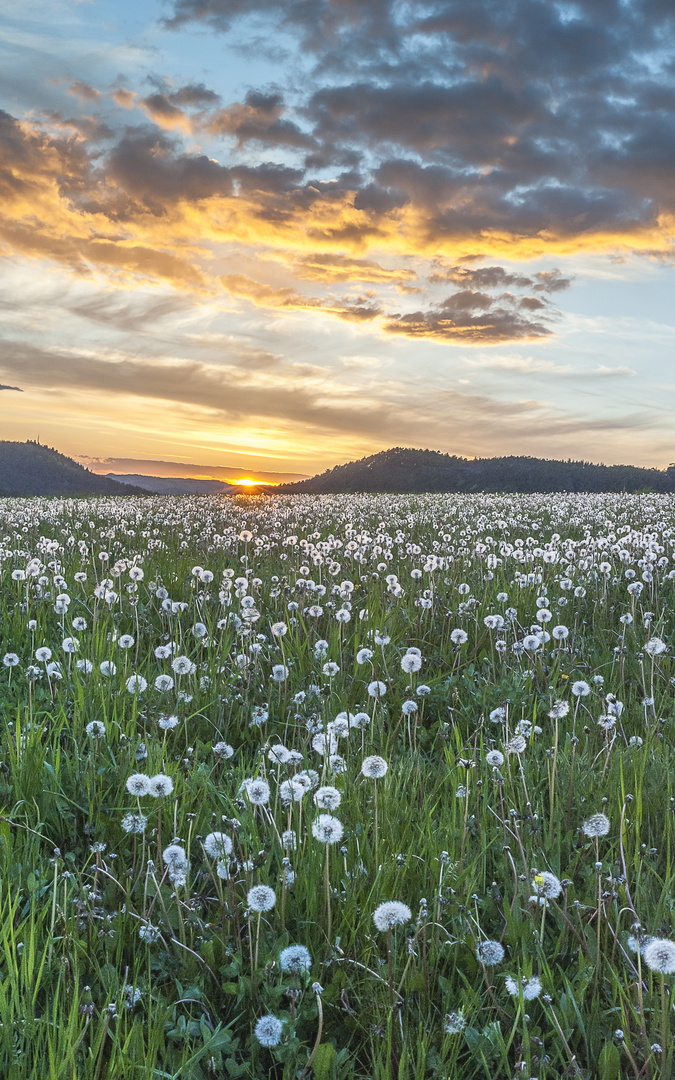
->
xmin=1 ymin=0 xmax=675 ymax=476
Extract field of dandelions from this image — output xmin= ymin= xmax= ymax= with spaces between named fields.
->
xmin=1 ymin=493 xmax=675 ymax=1080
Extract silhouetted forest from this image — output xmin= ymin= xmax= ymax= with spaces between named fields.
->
xmin=0 ymin=442 xmax=145 ymax=497
xmin=279 ymin=447 xmax=675 ymax=494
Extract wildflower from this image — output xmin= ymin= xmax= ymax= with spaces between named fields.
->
xmin=282 ymin=829 xmax=297 ymax=851
xmin=272 ymin=664 xmax=289 ymax=681
xmin=314 ymin=786 xmax=342 ymax=810
xmin=360 ymin=756 xmax=389 ymax=782
xmin=401 ymin=699 xmax=418 ymax=715
xmin=118 ymin=635 xmax=135 ymax=649
xmin=148 ymin=774 xmax=174 ymax=798
xmin=356 ymin=648 xmax=373 ymax=664
xmin=401 ymin=653 xmax=422 ymax=673
xmin=548 ymin=701 xmax=569 ymax=720
xmin=247 ymin=885 xmax=276 ymax=912
xmin=444 ymin=1011 xmax=467 ymax=1034
xmin=154 ymin=674 xmax=174 ymax=692
xmin=522 ymin=634 xmax=541 ymax=651
xmin=121 ymin=812 xmax=147 ymax=834
xmin=163 ymin=844 xmax=187 ymax=872
xmin=505 ymin=735 xmax=527 ymax=755
xmin=476 ymin=940 xmax=505 ymax=965
xmin=416 ymin=684 xmax=431 ymax=696
xmin=312 ymin=814 xmax=344 ymax=844
xmin=85 ymin=720 xmax=106 ymax=739
xmin=172 ymin=656 xmax=195 ymax=675
xmin=203 ymin=832 xmax=233 ymax=858
xmin=485 ymin=750 xmax=504 ymax=767
xmin=246 ymin=779 xmax=271 ymax=805
xmin=138 ymin=923 xmax=161 ymax=943
xmin=254 ymin=1014 xmax=283 ymax=1048
xmin=532 ymin=871 xmax=562 ymax=899
xmin=582 ymin=813 xmax=610 ymax=838
xmin=350 ymin=712 xmax=371 ymax=729
xmin=643 ymin=939 xmax=675 ymax=974
xmin=76 ymin=659 xmax=93 ymax=674
xmin=551 ymin=625 xmax=569 ymax=640
xmin=367 ymin=680 xmax=387 ymax=698
xmin=571 ymin=680 xmax=591 ymax=697
xmin=505 ymin=975 xmax=542 ymax=1000
xmin=126 ymin=674 xmax=147 ymax=694
xmin=126 ymin=773 xmax=151 ymax=797
xmin=644 ymin=637 xmax=667 ymax=657
xmin=489 ymin=707 xmax=506 ymax=723
xmin=450 ymin=629 xmax=468 ymax=645
xmin=373 ymin=901 xmax=412 ymax=931
xmin=250 ymin=706 xmax=269 ymax=727
xmin=279 ymin=944 xmax=312 ymax=974
xmin=213 ymin=741 xmax=234 ymax=758
xmin=99 ymin=660 xmax=116 ymax=676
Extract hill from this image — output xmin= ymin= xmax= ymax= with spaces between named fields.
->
xmin=278 ymin=447 xmax=675 ymax=494
xmin=0 ymin=442 xmax=147 ymax=497
xmin=107 ymin=473 xmax=235 ymax=495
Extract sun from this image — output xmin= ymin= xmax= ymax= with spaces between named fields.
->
xmin=230 ymin=477 xmax=275 ymax=487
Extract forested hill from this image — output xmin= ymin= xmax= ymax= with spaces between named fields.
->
xmin=279 ymin=448 xmax=675 ymax=494
xmin=0 ymin=442 xmax=146 ymax=497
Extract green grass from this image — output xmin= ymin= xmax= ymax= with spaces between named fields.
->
xmin=0 ymin=490 xmax=673 ymax=1078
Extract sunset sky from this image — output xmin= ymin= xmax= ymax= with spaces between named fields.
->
xmin=1 ymin=0 xmax=675 ymax=475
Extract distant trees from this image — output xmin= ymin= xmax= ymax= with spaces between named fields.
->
xmin=281 ymin=448 xmax=675 ymax=495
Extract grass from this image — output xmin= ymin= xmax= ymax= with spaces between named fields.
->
xmin=0 ymin=490 xmax=673 ymax=1078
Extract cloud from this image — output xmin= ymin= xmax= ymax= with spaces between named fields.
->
xmin=206 ymin=90 xmax=314 ymax=149
xmin=0 ymin=383 xmax=23 ymax=391
xmin=66 ymin=81 xmax=101 ymax=103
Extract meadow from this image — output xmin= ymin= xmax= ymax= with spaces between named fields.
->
xmin=0 ymin=490 xmax=674 ymax=1080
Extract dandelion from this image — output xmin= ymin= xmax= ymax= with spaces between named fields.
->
xmin=373 ymin=901 xmax=412 ymax=931
xmin=485 ymin=750 xmax=504 ymax=767
xmin=367 ymin=680 xmax=387 ymax=698
xmin=582 ymin=813 xmax=610 ymax=837
xmin=118 ymin=635 xmax=135 ymax=649
xmin=312 ymin=815 xmax=344 ymax=844
xmin=138 ymin=923 xmax=161 ymax=944
xmin=100 ymin=660 xmax=117 ymax=677
xmin=172 ymin=656 xmax=195 ymax=676
xmin=247 ymin=885 xmax=276 ymax=912
xmin=314 ymin=786 xmax=342 ymax=810
xmin=213 ymin=741 xmax=234 ymax=758
xmin=476 ymin=940 xmax=505 ymax=965
xmin=506 ymin=735 xmax=527 ymax=754
xmin=203 ymin=832 xmax=233 ymax=858
xmin=450 ymin=629 xmax=468 ymax=645
xmin=126 ymin=773 xmax=151 ymax=797
xmin=155 ymin=716 xmax=179 ymax=734
xmin=121 ymin=812 xmax=147 ymax=834
xmin=154 ymin=674 xmax=174 ymax=692
xmin=246 ymin=779 xmax=270 ymax=805
xmin=444 ymin=1011 xmax=467 ymax=1035
xmin=254 ymin=1014 xmax=283 ymax=1048
xmin=3 ymin=653 xmax=20 ymax=667
xmin=643 ymin=939 xmax=675 ymax=974
xmin=644 ymin=638 xmax=667 ymax=657
xmin=505 ymin=975 xmax=542 ymax=1000
xmin=85 ymin=720 xmax=106 ymax=739
xmin=126 ymin=674 xmax=147 ymax=694
xmin=35 ymin=647 xmax=52 ymax=663
xmin=272 ymin=664 xmax=289 ymax=681
xmin=361 ymin=755 xmax=388 ymax=779
xmin=401 ymin=653 xmax=422 ymax=673
xmin=571 ymin=680 xmax=591 ymax=697
xmin=356 ymin=648 xmax=373 ymax=664
xmin=148 ymin=774 xmax=174 ymax=798
xmin=279 ymin=944 xmax=312 ymax=974
xmin=532 ymin=871 xmax=562 ymax=899
xmin=548 ymin=700 xmax=570 ymax=719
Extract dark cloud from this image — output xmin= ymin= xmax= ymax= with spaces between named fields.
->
xmin=0 ymin=384 xmax=22 ymax=391
xmin=206 ymin=90 xmax=314 ymax=149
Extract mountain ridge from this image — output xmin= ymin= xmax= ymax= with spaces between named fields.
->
xmin=0 ymin=442 xmax=147 ymax=497
xmin=277 ymin=447 xmax=675 ymax=494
